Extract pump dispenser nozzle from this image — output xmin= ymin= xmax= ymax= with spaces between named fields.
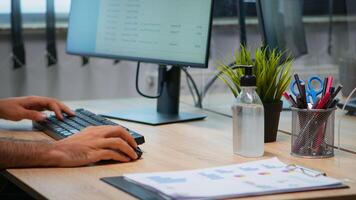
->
xmin=233 ymin=65 xmax=256 ymax=86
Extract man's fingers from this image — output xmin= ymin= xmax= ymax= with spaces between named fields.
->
xmin=98 ymin=126 xmax=138 ymax=148
xmin=25 ymin=96 xmax=74 ymax=118
xmin=48 ymin=101 xmax=74 ymax=119
xmin=97 ymin=138 xmax=138 ymax=160
xmin=22 ymin=109 xmax=46 ymax=121
xmin=57 ymin=102 xmax=75 ymax=116
xmin=48 ymin=102 xmax=64 ymax=120
xmin=95 ymin=149 xmax=131 ymax=163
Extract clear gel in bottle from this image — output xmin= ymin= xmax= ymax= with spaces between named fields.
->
xmin=232 ymin=65 xmax=264 ymax=157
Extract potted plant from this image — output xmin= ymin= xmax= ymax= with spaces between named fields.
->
xmin=218 ymin=46 xmax=293 ymax=143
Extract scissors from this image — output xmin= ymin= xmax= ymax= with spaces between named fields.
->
xmin=290 ymin=76 xmax=324 ymax=104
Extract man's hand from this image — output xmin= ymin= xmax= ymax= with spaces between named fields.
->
xmin=0 ymin=96 xmax=75 ymax=121
xmin=0 ymin=126 xmax=139 ymax=169
xmin=47 ymin=126 xmax=139 ymax=167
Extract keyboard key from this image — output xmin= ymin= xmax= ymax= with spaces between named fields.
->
xmin=78 ymin=109 xmax=96 ymax=117
xmin=101 ymin=119 xmax=117 ymax=126
xmin=71 ymin=130 xmax=80 ymax=134
xmin=57 ymin=122 xmax=79 ymax=132
xmin=54 ymin=127 xmax=65 ymax=132
xmin=70 ymin=116 xmax=93 ymax=127
xmin=90 ymin=114 xmax=107 ymax=122
xmin=62 ymin=119 xmax=85 ymax=130
xmin=61 ymin=131 xmax=72 ymax=136
xmin=75 ymin=112 xmax=103 ymax=126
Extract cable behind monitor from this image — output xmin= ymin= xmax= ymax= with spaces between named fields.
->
xmin=135 ymin=61 xmax=164 ymax=99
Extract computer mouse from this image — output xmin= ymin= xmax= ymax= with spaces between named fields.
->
xmin=135 ymin=147 xmax=143 ymax=159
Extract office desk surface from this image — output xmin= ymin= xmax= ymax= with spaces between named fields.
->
xmin=1 ymin=98 xmax=356 ymax=200
xmin=199 ymin=93 xmax=356 ymax=154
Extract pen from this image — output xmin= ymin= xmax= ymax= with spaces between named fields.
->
xmin=314 ymin=94 xmax=337 ymax=154
xmin=325 ymin=85 xmax=343 ymax=108
xmin=300 ymin=82 xmax=308 ymax=108
xmin=328 ymin=99 xmax=340 ymax=108
xmin=294 ymin=74 xmax=304 ymax=101
xmin=322 ymin=77 xmax=328 ymax=96
xmin=313 ymin=99 xmax=335 ymax=154
xmin=312 ymin=86 xmax=335 ymax=153
xmin=330 ymin=84 xmax=343 ymax=99
xmin=289 ymin=94 xmax=297 ymax=107
xmin=283 ymin=92 xmax=296 ymax=107
xmin=316 ymin=92 xmax=331 ymax=109
xmin=329 ymin=87 xmax=335 ymax=95
xmin=311 ymin=93 xmax=332 ymax=153
xmin=325 ymin=76 xmax=334 ymax=95
xmin=296 ymin=95 xmax=304 ymax=109
xmin=312 ymin=97 xmax=321 ymax=109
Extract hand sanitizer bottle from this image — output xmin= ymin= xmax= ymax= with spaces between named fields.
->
xmin=232 ymin=65 xmax=264 ymax=157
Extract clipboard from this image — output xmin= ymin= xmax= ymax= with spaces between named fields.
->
xmin=101 ymin=159 xmax=349 ymax=200
xmin=101 ymin=176 xmax=348 ymax=200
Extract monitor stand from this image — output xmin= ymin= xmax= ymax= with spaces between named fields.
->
xmin=101 ymin=65 xmax=207 ymax=125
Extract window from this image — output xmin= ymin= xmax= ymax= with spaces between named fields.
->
xmin=0 ymin=1 xmax=10 ymax=14
xmin=0 ymin=0 xmax=71 ymax=28
xmin=0 ymin=0 xmax=71 ymax=14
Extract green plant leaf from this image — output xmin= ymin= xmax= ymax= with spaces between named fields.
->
xmin=217 ymin=45 xmax=294 ymax=102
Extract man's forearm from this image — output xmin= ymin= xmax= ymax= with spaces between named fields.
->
xmin=0 ymin=138 xmax=58 ymax=169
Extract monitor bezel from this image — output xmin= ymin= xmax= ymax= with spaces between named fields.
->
xmin=66 ymin=0 xmax=214 ymax=68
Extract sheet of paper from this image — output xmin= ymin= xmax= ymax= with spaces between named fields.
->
xmin=124 ymin=158 xmax=343 ymax=199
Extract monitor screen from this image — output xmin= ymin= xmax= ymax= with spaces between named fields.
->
xmin=67 ymin=0 xmax=213 ymax=68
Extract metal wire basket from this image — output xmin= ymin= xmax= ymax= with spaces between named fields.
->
xmin=291 ymin=107 xmax=336 ymax=158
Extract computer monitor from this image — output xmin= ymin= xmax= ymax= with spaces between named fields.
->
xmin=67 ymin=0 xmax=214 ymax=125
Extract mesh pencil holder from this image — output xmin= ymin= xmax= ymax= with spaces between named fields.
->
xmin=291 ymin=107 xmax=336 ymax=158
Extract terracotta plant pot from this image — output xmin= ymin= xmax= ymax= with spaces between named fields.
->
xmin=263 ymin=101 xmax=283 ymax=143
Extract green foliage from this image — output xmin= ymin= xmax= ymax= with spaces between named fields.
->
xmin=218 ymin=46 xmax=293 ymax=103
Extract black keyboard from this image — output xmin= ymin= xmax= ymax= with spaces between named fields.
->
xmin=33 ymin=108 xmax=145 ymax=145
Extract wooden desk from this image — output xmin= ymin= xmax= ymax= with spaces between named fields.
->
xmin=1 ymin=98 xmax=356 ymax=200
xmin=199 ymin=93 xmax=356 ymax=154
